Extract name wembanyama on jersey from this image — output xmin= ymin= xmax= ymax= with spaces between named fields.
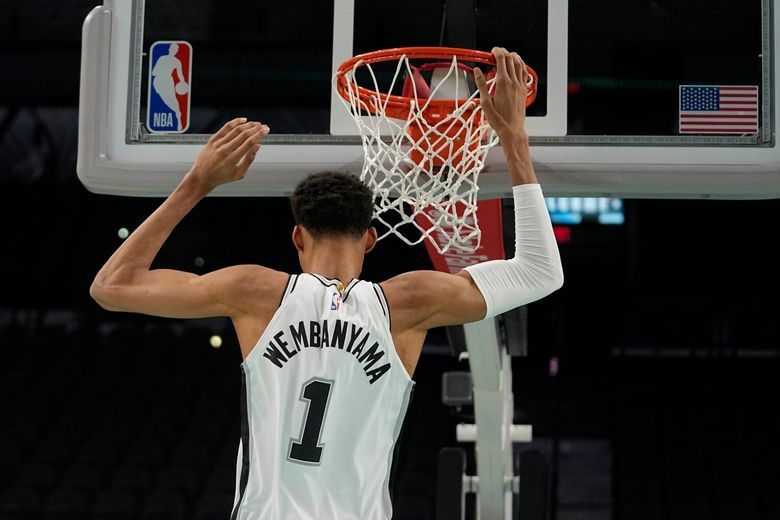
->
xmin=261 ymin=318 xmax=392 ymax=384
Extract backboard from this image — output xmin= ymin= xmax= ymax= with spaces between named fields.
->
xmin=78 ymin=0 xmax=779 ymax=198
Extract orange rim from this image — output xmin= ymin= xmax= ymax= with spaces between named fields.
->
xmin=335 ymin=46 xmax=538 ymax=117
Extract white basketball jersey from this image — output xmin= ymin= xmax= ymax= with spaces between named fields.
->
xmin=231 ymin=273 xmax=415 ymax=520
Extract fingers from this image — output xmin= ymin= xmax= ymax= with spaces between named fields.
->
xmin=511 ymin=52 xmax=525 ymax=86
xmin=214 ymin=122 xmax=267 ymax=161
xmin=226 ymin=123 xmax=269 ymax=163
xmin=235 ymin=143 xmax=261 ymax=177
xmin=218 ymin=121 xmax=263 ymax=152
xmin=474 ymin=67 xmax=490 ymax=100
xmin=473 ymin=68 xmax=497 ymax=119
xmin=492 ymin=47 xmax=530 ymax=88
xmin=492 ymin=47 xmax=521 ymax=84
xmin=492 ymin=47 xmax=508 ymax=81
xmin=504 ymin=51 xmax=517 ymax=83
xmin=209 ymin=117 xmax=247 ymax=143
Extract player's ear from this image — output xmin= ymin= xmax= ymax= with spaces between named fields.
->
xmin=292 ymin=225 xmax=305 ymax=252
xmin=364 ymin=227 xmax=378 ymax=254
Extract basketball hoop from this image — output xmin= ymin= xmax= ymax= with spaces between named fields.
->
xmin=334 ymin=47 xmax=538 ymax=253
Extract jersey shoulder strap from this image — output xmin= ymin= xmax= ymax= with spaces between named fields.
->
xmin=369 ymin=283 xmax=391 ymax=329
xmin=279 ymin=274 xmax=300 ymax=306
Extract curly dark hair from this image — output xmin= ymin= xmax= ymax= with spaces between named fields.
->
xmin=290 ymin=172 xmax=374 ymax=238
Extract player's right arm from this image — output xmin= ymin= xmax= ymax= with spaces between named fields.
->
xmin=90 ymin=118 xmax=282 ymax=321
xmin=381 ymin=48 xmax=563 ymax=332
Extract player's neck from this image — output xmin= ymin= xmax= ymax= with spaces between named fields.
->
xmin=300 ymin=239 xmax=364 ymax=283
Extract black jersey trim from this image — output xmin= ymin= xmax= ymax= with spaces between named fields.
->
xmin=309 ymin=273 xmax=340 ymax=288
xmin=372 ymin=285 xmax=387 ymax=317
xmin=277 ymin=274 xmax=293 ymax=308
xmin=289 ymin=274 xmax=301 ymax=296
xmin=230 ymin=367 xmax=251 ymax=520
xmin=307 ymin=273 xmax=359 ymax=301
xmin=388 ymin=384 xmax=415 ymax=503
xmin=375 ymin=284 xmax=392 ymax=330
xmin=341 ymin=279 xmax=360 ymax=302
xmin=309 ymin=273 xmax=357 ymax=290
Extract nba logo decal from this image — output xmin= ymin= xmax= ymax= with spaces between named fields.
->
xmin=147 ymin=41 xmax=192 ymax=133
xmin=331 ymin=293 xmax=341 ymax=310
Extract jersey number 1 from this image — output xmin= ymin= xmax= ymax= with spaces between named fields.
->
xmin=289 ymin=379 xmax=333 ymax=465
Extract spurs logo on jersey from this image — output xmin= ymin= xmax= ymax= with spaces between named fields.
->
xmin=231 ymin=273 xmax=415 ymax=520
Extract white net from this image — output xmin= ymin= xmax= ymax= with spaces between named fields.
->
xmin=335 ymin=54 xmax=499 ymax=254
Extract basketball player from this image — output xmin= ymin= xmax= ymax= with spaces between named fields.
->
xmin=90 ymin=48 xmax=563 ymax=519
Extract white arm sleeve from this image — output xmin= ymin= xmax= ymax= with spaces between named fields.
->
xmin=463 ymin=184 xmax=563 ymax=319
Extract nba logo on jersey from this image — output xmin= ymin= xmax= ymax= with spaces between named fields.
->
xmin=331 ymin=293 xmax=341 ymax=310
xmin=147 ymin=41 xmax=192 ymax=133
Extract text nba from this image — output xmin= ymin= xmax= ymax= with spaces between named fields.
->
xmin=152 ymin=112 xmax=177 ymax=130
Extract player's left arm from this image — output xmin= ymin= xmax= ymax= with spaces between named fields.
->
xmin=90 ymin=118 xmax=277 ymax=319
xmin=382 ymin=49 xmax=563 ymax=332
xmin=380 ymin=270 xmax=488 ymax=331
xmin=383 ymin=247 xmax=562 ymax=332
xmin=382 ymin=181 xmax=564 ymax=331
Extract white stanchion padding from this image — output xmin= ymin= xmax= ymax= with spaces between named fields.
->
xmin=456 ymin=424 xmax=533 ymax=443
xmin=463 ymin=319 xmax=516 ymax=520
xmin=461 ymin=476 xmax=522 ymax=493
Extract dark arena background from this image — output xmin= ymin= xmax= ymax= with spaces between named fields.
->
xmin=2 ymin=2 xmax=780 ymax=520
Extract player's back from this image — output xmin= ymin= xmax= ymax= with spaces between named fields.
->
xmin=231 ymin=273 xmax=415 ymax=520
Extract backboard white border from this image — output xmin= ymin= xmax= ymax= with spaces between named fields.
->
xmin=78 ymin=0 xmax=780 ymax=199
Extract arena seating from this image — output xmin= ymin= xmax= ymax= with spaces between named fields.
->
xmin=2 ymin=317 xmax=779 ymax=520
xmin=613 ymin=358 xmax=780 ymax=520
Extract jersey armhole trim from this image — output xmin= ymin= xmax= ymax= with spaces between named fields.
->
xmin=230 ymin=367 xmax=252 ymax=520
xmin=278 ymin=274 xmax=294 ymax=307
xmin=287 ymin=274 xmax=301 ymax=298
xmin=375 ymin=283 xmax=412 ymax=381
xmin=373 ymin=284 xmax=391 ymax=331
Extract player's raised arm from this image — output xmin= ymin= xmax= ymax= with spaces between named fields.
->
xmin=381 ymin=48 xmax=563 ymax=331
xmin=90 ymin=118 xmax=286 ymax=319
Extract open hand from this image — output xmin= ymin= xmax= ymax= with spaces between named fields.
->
xmin=190 ymin=118 xmax=269 ymax=189
xmin=474 ymin=48 xmax=530 ymax=142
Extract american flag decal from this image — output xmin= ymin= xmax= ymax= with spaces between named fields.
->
xmin=679 ymin=85 xmax=759 ymax=134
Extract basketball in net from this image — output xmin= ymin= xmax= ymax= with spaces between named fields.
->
xmin=334 ymin=47 xmax=538 ymax=253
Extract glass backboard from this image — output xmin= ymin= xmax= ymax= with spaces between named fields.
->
xmin=78 ymin=0 xmax=779 ymax=198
